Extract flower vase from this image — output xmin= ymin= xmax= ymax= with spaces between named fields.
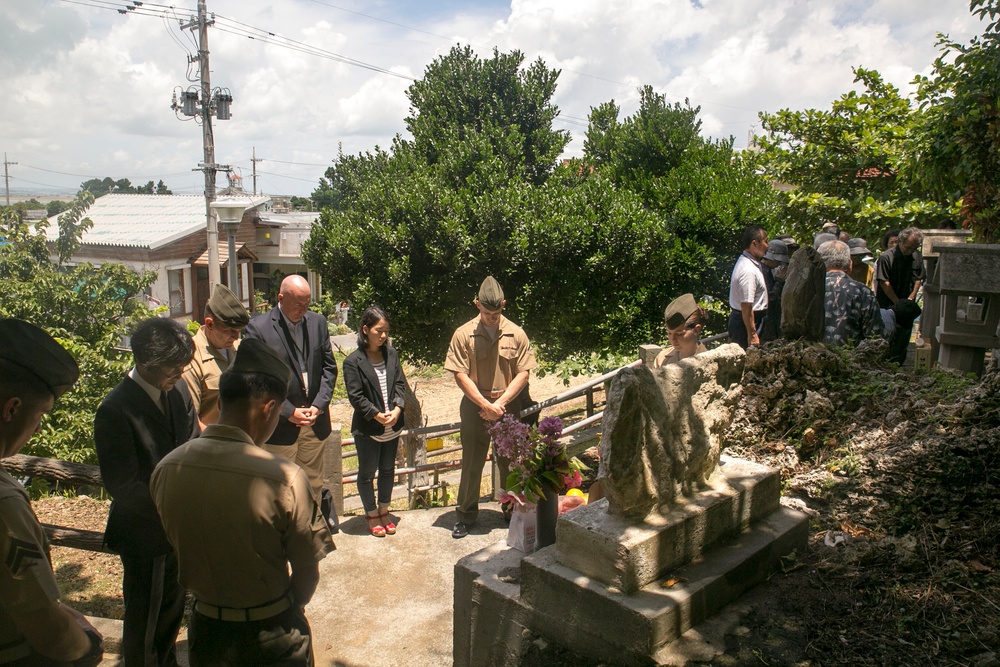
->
xmin=535 ymin=486 xmax=559 ymax=550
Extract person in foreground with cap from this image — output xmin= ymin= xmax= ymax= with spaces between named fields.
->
xmin=760 ymin=238 xmax=791 ymax=342
xmin=817 ymin=240 xmax=884 ymax=347
xmin=0 ymin=319 xmax=104 ymax=667
xmin=95 ymin=317 xmax=199 ymax=667
xmin=182 ymin=284 xmax=250 ymax=430
xmin=444 ymin=276 xmax=537 ymax=539
xmin=652 ymin=294 xmax=709 ymax=368
xmin=151 ymin=339 xmax=335 ymax=666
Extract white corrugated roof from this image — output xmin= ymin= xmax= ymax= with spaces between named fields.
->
xmin=44 ymin=193 xmax=270 ymax=251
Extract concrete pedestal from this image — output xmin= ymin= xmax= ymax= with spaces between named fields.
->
xmin=454 ymin=457 xmax=808 ymax=667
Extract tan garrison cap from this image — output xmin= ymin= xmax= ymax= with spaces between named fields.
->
xmin=0 ymin=319 xmax=79 ymax=398
xmin=229 ymin=338 xmax=291 ymax=388
xmin=477 ymin=276 xmax=504 ymax=310
xmin=208 ymin=285 xmax=250 ymax=328
xmin=664 ymin=294 xmax=698 ymax=330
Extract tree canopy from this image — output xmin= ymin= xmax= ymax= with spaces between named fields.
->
xmin=305 ymin=47 xmax=780 ymax=364
xmin=79 ymin=177 xmax=172 ymax=197
xmin=0 ymin=195 xmax=155 ymax=463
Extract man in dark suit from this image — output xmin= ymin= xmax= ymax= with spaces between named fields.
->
xmin=95 ymin=317 xmax=199 ymax=667
xmin=244 ymin=275 xmax=338 ymax=512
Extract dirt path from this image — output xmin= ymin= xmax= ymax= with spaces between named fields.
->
xmin=328 ymin=367 xmax=594 ymax=429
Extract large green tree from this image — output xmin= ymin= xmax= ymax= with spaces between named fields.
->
xmin=0 ymin=195 xmax=155 ymax=463
xmin=757 ymin=68 xmax=955 ymax=244
xmin=909 ymin=0 xmax=1000 ymax=241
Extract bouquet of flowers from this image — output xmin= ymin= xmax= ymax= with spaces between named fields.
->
xmin=489 ymin=414 xmax=587 ymax=504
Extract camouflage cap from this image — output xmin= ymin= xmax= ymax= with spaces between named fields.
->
xmin=477 ymin=276 xmax=504 ymax=310
xmin=664 ymin=293 xmax=698 ymax=330
xmin=0 ymin=319 xmax=79 ymax=398
xmin=207 ymin=284 xmax=250 ymax=328
xmin=228 ymin=338 xmax=290 ymax=388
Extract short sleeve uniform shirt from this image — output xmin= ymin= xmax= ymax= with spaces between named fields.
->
xmin=151 ymin=425 xmax=334 ymax=608
xmin=444 ymin=315 xmax=537 ymax=393
xmin=0 ymin=469 xmax=61 ymax=648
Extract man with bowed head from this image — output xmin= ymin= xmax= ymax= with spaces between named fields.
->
xmin=244 ymin=274 xmax=339 ymax=532
xmin=0 ymin=319 xmax=104 ymax=667
xmin=818 ymin=240 xmax=884 ymax=347
xmin=445 ymin=276 xmax=537 ymax=539
xmin=182 ymin=284 xmax=250 ymax=430
xmin=95 ymin=317 xmax=199 ymax=666
xmin=152 ymin=339 xmax=335 ymax=666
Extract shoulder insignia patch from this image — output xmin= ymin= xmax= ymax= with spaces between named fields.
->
xmin=5 ymin=537 xmax=44 ymax=576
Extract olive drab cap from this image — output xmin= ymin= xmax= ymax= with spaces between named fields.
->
xmin=0 ymin=319 xmax=79 ymax=398
xmin=228 ymin=338 xmax=291 ymax=388
xmin=477 ymin=276 xmax=504 ymax=310
xmin=664 ymin=294 xmax=698 ymax=330
xmin=208 ymin=284 xmax=250 ymax=328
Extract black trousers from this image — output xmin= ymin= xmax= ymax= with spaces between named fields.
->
xmin=119 ymin=551 xmax=185 ymax=667
xmin=188 ymin=605 xmax=313 ymax=666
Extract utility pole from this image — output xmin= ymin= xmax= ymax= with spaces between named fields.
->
xmin=176 ymin=0 xmax=227 ymax=291
xmin=196 ymin=0 xmax=220 ymax=292
xmin=252 ymin=147 xmax=262 ymax=196
xmin=3 ymin=153 xmax=16 ymax=206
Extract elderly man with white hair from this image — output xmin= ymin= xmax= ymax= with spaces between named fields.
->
xmin=818 ymin=240 xmax=884 ymax=347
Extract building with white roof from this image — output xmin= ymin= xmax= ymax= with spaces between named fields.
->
xmin=45 ymin=193 xmax=271 ymax=321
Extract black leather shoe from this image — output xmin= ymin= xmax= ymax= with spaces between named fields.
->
xmin=452 ymin=522 xmax=469 ymax=539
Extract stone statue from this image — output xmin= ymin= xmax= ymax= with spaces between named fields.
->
xmin=597 ymin=343 xmax=745 ymax=518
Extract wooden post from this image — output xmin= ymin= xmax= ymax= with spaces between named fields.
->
xmin=403 ymin=380 xmax=428 ymax=507
xmin=586 ymin=387 xmax=595 ymax=417
xmin=323 ymin=423 xmax=344 ymax=516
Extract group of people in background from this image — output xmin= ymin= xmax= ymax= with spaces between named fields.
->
xmin=724 ymin=221 xmax=927 ymax=366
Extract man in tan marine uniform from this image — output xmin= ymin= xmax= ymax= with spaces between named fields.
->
xmin=182 ymin=284 xmax=249 ymax=430
xmin=0 ymin=319 xmax=103 ymax=667
xmin=151 ymin=338 xmax=334 ymax=666
xmin=444 ymin=276 xmax=537 ymax=539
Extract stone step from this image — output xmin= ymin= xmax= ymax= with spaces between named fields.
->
xmin=555 ymin=456 xmax=781 ymax=593
xmin=518 ymin=506 xmax=809 ymax=666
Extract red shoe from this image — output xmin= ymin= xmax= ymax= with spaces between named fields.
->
xmin=367 ymin=514 xmax=386 ymax=537
xmin=379 ymin=510 xmax=396 ymax=535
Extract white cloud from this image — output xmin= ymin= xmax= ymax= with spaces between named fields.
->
xmin=0 ymin=0 xmax=983 ymax=196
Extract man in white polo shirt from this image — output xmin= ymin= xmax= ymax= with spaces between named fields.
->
xmin=728 ymin=225 xmax=770 ymax=348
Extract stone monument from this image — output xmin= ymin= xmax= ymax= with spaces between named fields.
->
xmin=454 ymin=344 xmax=809 ymax=666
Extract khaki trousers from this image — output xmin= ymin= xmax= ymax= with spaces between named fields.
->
xmin=456 ymin=397 xmax=510 ymax=525
xmin=265 ymin=427 xmax=326 ymax=500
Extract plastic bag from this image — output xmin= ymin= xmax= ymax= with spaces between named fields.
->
xmin=507 ymin=503 xmax=537 ymax=552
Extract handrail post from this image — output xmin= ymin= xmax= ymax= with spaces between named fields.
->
xmin=323 ymin=424 xmax=344 ymax=517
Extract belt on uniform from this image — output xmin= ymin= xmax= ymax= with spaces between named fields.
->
xmin=194 ymin=591 xmax=293 ymax=622
xmin=0 ymin=639 xmax=31 ymax=664
xmin=479 ymin=389 xmax=504 ymax=399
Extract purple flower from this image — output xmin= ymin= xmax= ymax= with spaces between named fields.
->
xmin=538 ymin=416 xmax=563 ymax=437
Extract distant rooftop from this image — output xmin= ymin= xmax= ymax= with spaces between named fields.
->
xmin=44 ymin=193 xmax=270 ymax=250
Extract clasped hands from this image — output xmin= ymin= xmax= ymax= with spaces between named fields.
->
xmin=289 ymin=406 xmax=321 ymax=426
xmin=373 ymin=409 xmax=400 ymax=428
xmin=478 ymin=401 xmax=505 ymax=422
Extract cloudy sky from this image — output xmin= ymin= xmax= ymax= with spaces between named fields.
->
xmin=0 ymin=0 xmax=983 ymax=198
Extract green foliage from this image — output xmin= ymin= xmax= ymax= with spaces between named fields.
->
xmin=0 ymin=194 xmax=156 ymax=463
xmin=306 ymin=48 xmax=781 ymax=364
xmin=908 ymin=0 xmax=1000 ymax=242
xmin=79 ymin=177 xmax=172 ymax=197
xmin=758 ymin=67 xmax=956 ymax=244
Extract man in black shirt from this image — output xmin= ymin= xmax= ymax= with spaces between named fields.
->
xmin=875 ymin=227 xmax=925 ymax=363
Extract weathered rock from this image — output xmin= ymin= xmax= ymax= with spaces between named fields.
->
xmin=782 ymin=245 xmax=826 ymax=341
xmin=598 ymin=343 xmax=746 ymax=518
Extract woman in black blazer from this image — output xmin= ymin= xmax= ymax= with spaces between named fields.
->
xmin=343 ymin=305 xmax=408 ymax=537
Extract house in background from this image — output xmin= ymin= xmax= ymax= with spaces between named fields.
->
xmin=253 ymin=209 xmax=325 ymax=309
xmin=45 ymin=193 xmax=270 ymax=322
